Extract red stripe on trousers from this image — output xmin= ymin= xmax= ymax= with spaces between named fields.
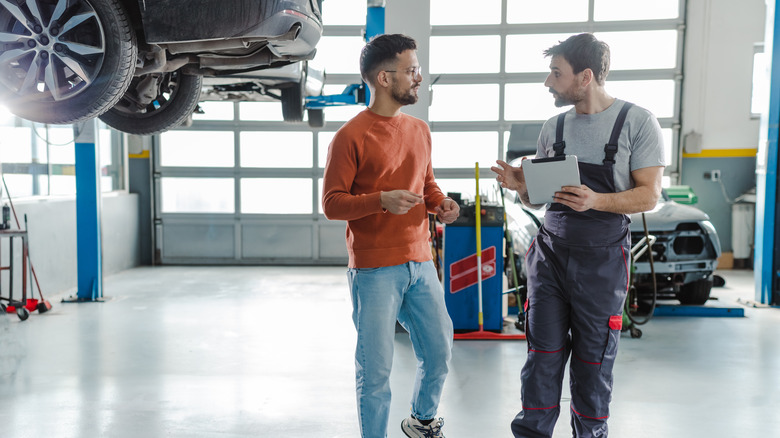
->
xmin=571 ymin=407 xmax=609 ymax=420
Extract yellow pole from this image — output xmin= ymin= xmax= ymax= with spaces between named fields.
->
xmin=475 ymin=162 xmax=483 ymax=330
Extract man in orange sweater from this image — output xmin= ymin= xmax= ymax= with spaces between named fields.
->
xmin=322 ymin=34 xmax=459 ymax=438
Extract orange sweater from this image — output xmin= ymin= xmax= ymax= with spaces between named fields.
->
xmin=322 ymin=109 xmax=446 ymax=268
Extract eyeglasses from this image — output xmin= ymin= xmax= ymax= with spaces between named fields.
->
xmin=384 ymin=66 xmax=423 ymax=77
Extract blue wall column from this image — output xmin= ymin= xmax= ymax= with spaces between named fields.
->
xmin=756 ymin=0 xmax=780 ymax=305
xmin=73 ymin=119 xmax=103 ymax=301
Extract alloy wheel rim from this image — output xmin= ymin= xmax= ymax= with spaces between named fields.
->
xmin=0 ymin=0 xmax=106 ymax=102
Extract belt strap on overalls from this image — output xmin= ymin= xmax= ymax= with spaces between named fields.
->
xmin=552 ymin=102 xmax=635 ymax=163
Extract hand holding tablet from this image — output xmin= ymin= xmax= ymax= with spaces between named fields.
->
xmin=520 ymin=155 xmax=581 ymax=204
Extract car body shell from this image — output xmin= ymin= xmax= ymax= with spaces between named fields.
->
xmin=0 ymin=0 xmax=324 ymax=133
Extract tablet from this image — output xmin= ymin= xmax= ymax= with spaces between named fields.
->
xmin=521 ymin=155 xmax=581 ymax=204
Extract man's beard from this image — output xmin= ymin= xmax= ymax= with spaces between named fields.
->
xmin=391 ymin=83 xmax=419 ymax=105
xmin=550 ymin=86 xmax=584 ymax=107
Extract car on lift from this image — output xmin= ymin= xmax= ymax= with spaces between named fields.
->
xmin=199 ymin=60 xmax=325 ymax=128
xmin=504 ymin=176 xmax=722 ymax=308
xmin=0 ymin=0 xmax=323 ymax=135
xmin=628 ymin=190 xmax=721 ymax=305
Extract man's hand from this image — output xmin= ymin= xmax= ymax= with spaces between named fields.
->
xmin=381 ymin=190 xmax=424 ymax=214
xmin=491 ymin=159 xmax=526 ymax=192
xmin=554 ymin=185 xmax=602 ymax=212
xmin=435 ymin=198 xmax=460 ymax=224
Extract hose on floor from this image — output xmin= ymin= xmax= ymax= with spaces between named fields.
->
xmin=626 ymin=212 xmax=657 ymax=326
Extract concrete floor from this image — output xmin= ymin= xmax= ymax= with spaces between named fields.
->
xmin=1 ymin=267 xmax=779 ymax=438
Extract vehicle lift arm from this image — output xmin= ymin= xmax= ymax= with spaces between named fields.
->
xmin=304 ymin=0 xmax=385 ymax=110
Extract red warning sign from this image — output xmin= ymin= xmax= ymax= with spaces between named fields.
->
xmin=449 ymin=246 xmax=497 ymax=294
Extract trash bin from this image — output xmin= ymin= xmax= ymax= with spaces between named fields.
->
xmin=732 ymin=189 xmax=756 ymax=260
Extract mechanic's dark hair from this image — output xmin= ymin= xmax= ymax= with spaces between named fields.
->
xmin=360 ymin=34 xmax=417 ymax=85
xmin=544 ymin=33 xmax=610 ymax=85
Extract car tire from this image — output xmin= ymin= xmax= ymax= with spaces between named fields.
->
xmin=99 ymin=70 xmax=202 ymax=136
xmin=0 ymin=0 xmax=136 ymax=124
xmin=677 ymin=277 xmax=713 ymax=305
xmin=281 ymin=80 xmax=305 ymax=122
xmin=307 ymin=108 xmax=325 ymax=128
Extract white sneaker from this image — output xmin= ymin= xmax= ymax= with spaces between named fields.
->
xmin=401 ymin=416 xmax=445 ymax=438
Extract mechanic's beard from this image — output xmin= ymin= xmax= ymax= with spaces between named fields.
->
xmin=392 ymin=83 xmax=419 ymax=105
xmin=550 ymin=87 xmax=584 ymax=107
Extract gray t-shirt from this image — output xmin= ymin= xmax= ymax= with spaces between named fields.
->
xmin=536 ymin=99 xmax=666 ymax=193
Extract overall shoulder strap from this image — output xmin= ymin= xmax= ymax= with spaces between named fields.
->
xmin=604 ymin=102 xmax=634 ymax=165
xmin=553 ymin=112 xmax=566 ymax=156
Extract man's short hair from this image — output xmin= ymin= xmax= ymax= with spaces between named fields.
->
xmin=544 ymin=33 xmax=610 ymax=85
xmin=360 ymin=34 xmax=417 ymax=85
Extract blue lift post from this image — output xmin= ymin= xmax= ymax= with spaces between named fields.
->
xmin=63 ymin=119 xmax=103 ymax=302
xmin=756 ymin=0 xmax=780 ymax=306
xmin=305 ymin=0 xmax=385 ymax=111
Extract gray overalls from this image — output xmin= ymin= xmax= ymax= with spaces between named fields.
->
xmin=512 ymin=103 xmax=634 ymax=438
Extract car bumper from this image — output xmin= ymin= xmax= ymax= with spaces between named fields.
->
xmin=632 ymin=259 xmax=718 ymax=274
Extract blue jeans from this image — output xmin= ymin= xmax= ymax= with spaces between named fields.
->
xmin=347 ymin=261 xmax=454 ymax=438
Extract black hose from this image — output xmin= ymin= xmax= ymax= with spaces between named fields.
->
xmin=499 ymin=187 xmax=525 ymax=329
xmin=626 ymin=212 xmax=657 ymax=326
xmin=429 ymin=214 xmax=441 ymax=276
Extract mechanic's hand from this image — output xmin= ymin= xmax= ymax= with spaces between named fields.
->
xmin=381 ymin=190 xmax=424 ymax=215
xmin=435 ymin=198 xmax=460 ymax=224
xmin=554 ymin=185 xmax=601 ymax=212
xmin=491 ymin=159 xmax=526 ymax=192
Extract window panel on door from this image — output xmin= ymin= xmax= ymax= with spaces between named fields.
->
xmin=594 ymin=30 xmax=678 ymax=71
xmin=239 ymin=102 xmax=284 ymax=121
xmin=48 ymin=127 xmax=75 ymax=164
xmin=662 ymin=128 xmax=673 ymax=167
xmin=430 ymin=0 xmax=501 ymax=25
xmin=321 ymin=0 xmax=366 ymax=25
xmin=240 ymin=131 xmax=313 ymax=168
xmin=506 ymin=33 xmax=574 ymax=73
xmin=161 ymin=177 xmax=235 ymax=213
xmin=318 ymin=132 xmax=337 ymax=168
xmin=431 ymin=132 xmax=499 ymax=168
xmin=0 ymin=127 xmax=32 ymax=163
xmin=504 ymin=83 xmax=565 ymax=121
xmin=194 ymin=101 xmax=235 ymax=121
xmin=606 ymin=80 xmax=676 ymax=118
xmin=594 ymin=0 xmax=679 ymax=21
xmin=507 ymin=0 xmax=588 ymax=24
xmin=160 ymin=131 xmax=235 ymax=167
xmin=430 ymin=84 xmax=499 ymax=121
xmin=3 ymin=174 xmax=33 ymax=197
xmin=431 ymin=36 xmax=501 ymax=74
xmin=315 ymin=36 xmax=365 ymax=75
xmin=241 ymin=178 xmax=313 ymax=214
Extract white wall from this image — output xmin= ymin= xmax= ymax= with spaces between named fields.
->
xmin=3 ymin=193 xmax=140 ymax=298
xmin=680 ymin=0 xmax=766 ymax=254
xmin=681 ymin=0 xmax=766 ymax=153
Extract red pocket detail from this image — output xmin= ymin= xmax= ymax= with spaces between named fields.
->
xmin=609 ymin=315 xmax=623 ymax=331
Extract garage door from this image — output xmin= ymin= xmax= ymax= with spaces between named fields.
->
xmin=153 ymin=104 xmax=349 ymax=265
